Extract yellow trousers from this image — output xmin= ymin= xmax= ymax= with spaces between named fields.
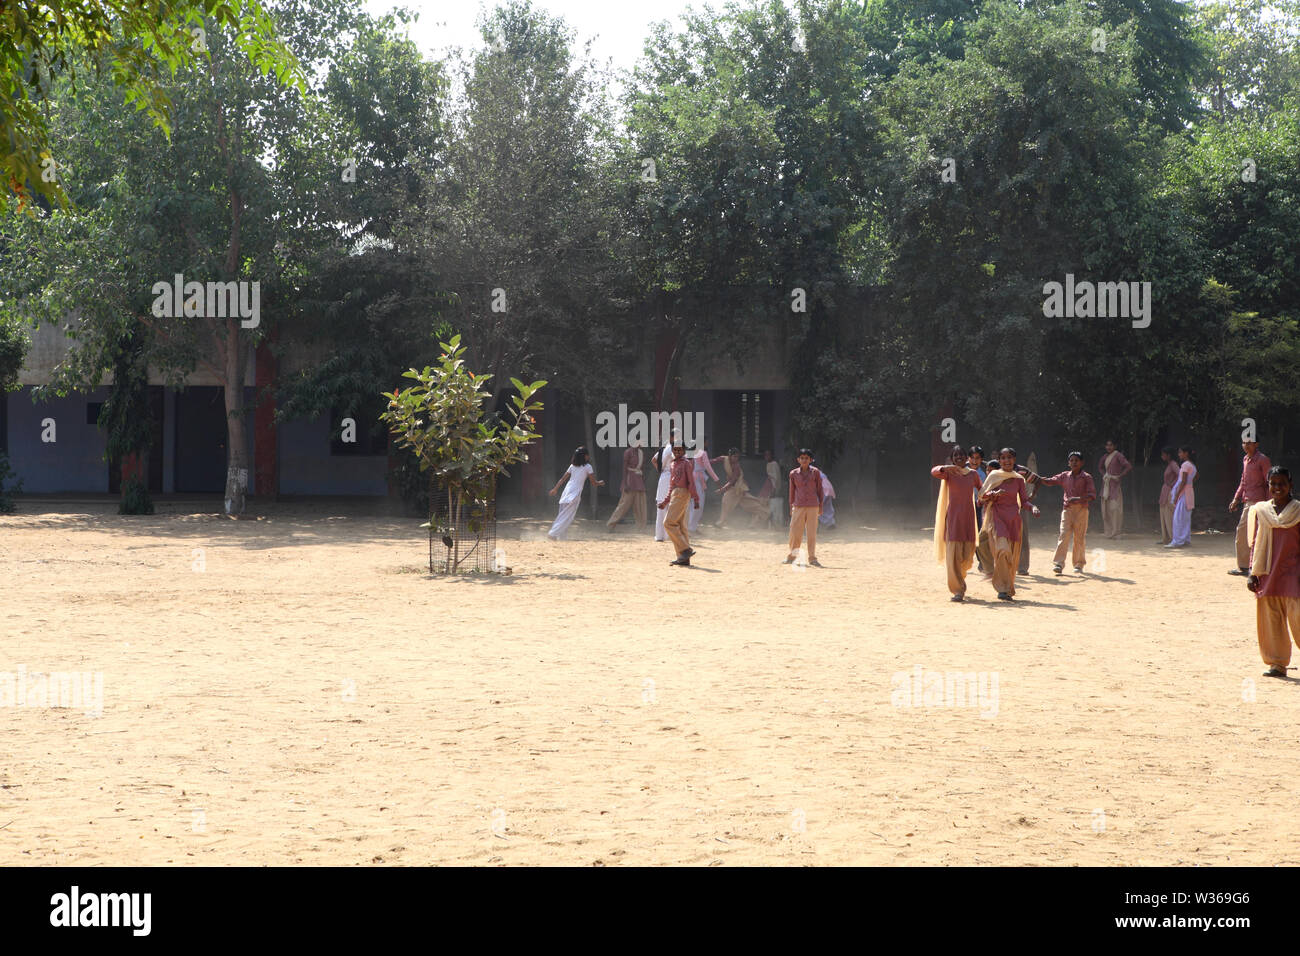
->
xmin=991 ymin=535 xmax=1021 ymax=596
xmin=945 ymin=540 xmax=975 ymax=596
xmin=607 ymin=489 xmax=646 ymax=528
xmin=788 ymin=505 xmax=819 ymax=559
xmin=664 ymin=488 xmax=691 ymax=556
xmin=1257 ymin=596 xmax=1300 ymax=669
xmin=1052 ymin=505 xmax=1089 ymax=569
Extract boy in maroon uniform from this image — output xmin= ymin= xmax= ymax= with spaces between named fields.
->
xmin=785 ymin=448 xmax=824 ymax=567
xmin=658 ymin=440 xmax=699 ymax=567
xmin=1036 ymin=452 xmax=1097 ymax=574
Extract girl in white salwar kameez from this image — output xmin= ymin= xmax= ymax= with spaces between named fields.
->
xmin=688 ymin=439 xmax=720 ymax=533
xmin=1167 ymin=446 xmax=1196 ymax=548
xmin=651 ymin=441 xmax=674 ymax=541
xmin=548 ymin=447 xmax=604 ymax=540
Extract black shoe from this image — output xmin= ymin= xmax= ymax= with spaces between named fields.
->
xmin=1229 ymin=568 xmax=1249 ymax=576
xmin=783 ymin=555 xmax=796 ymax=564
xmin=684 ymin=548 xmax=696 ymax=557
xmin=808 ymin=558 xmax=823 ymax=568
xmin=1264 ymin=667 xmax=1287 ymax=678
xmin=670 ymin=557 xmax=690 ymax=567
xmin=997 ymin=592 xmax=1013 ymax=601
xmin=1053 ymin=564 xmax=1063 ymax=575
xmin=951 ymin=594 xmax=964 ymax=602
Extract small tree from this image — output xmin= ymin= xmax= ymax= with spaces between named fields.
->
xmin=381 ymin=335 xmax=544 ymax=573
xmin=0 ymin=450 xmax=22 ymax=514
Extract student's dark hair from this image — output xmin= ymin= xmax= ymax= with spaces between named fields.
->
xmin=798 ymin=447 xmax=814 ymax=458
xmin=1000 ymin=447 xmax=1016 ymax=458
xmin=1268 ymin=465 xmax=1290 ymax=481
xmin=968 ymin=445 xmax=983 ymax=457
xmin=1178 ymin=444 xmax=1195 ymax=460
xmin=950 ymin=444 xmax=966 ymax=459
xmin=728 ymin=446 xmax=740 ymax=456
xmin=571 ymin=446 xmax=589 ymax=466
xmin=1161 ymin=445 xmax=1176 ymax=458
xmin=1067 ymin=451 xmax=1083 ymax=461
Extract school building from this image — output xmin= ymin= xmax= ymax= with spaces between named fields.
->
xmin=2 ymin=321 xmax=806 ymax=509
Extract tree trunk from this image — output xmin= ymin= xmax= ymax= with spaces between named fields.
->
xmin=1130 ymin=429 xmax=1141 ymax=530
xmin=223 ymin=317 xmax=249 ymax=516
xmin=583 ymin=395 xmax=598 ymax=519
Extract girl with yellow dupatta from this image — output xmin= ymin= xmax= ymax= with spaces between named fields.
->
xmin=1245 ymin=466 xmax=1300 ymax=678
xmin=932 ymin=445 xmax=981 ymax=602
xmin=978 ymin=448 xmax=1040 ymax=601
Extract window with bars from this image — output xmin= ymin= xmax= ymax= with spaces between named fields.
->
xmin=736 ymin=392 xmax=770 ymax=456
xmin=739 ymin=393 xmax=762 ymax=456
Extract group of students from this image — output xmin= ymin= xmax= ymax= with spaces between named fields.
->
xmin=652 ymin=439 xmax=830 ymax=567
xmin=546 ymin=437 xmax=834 ymax=568
xmin=933 ymin=445 xmax=1062 ymax=602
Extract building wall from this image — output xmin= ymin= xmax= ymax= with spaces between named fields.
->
xmin=278 ymin=414 xmax=388 ymax=496
xmin=19 ymin=322 xmax=248 ymax=388
xmin=5 ymin=387 xmax=111 ymax=492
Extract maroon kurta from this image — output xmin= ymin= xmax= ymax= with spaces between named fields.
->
xmin=986 ymin=473 xmax=1033 ymax=541
xmin=1255 ymin=522 xmax=1300 ymax=598
xmin=622 ymin=447 xmax=645 ymax=492
xmin=932 ymin=467 xmax=980 ymax=542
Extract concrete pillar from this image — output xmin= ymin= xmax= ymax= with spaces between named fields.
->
xmin=253 ymin=340 xmax=277 ymax=497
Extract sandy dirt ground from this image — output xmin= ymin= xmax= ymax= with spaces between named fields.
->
xmin=0 ymin=500 xmax=1293 ymax=866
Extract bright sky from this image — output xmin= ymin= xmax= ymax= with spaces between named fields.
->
xmin=362 ymin=0 xmax=708 ymax=73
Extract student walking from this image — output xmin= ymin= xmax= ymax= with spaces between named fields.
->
xmin=1167 ymin=446 xmax=1197 ymax=548
xmin=688 ymin=438 xmax=721 ymax=532
xmin=1015 ymin=461 xmax=1041 ymax=575
xmin=818 ymin=470 xmax=837 ymax=528
xmin=932 ymin=445 xmax=981 ymax=601
xmin=761 ymin=450 xmax=785 ymax=529
xmin=969 ymin=446 xmax=989 ymax=572
xmin=1036 ymin=452 xmax=1097 ymax=573
xmin=1229 ymin=440 xmax=1272 ymax=576
xmin=658 ymin=439 xmax=699 ymax=567
xmin=785 ymin=449 xmax=824 ymax=566
xmin=1157 ymin=447 xmax=1179 ymax=545
xmin=978 ymin=448 xmax=1040 ymax=600
xmin=651 ymin=439 xmax=675 ymax=542
xmin=1097 ymin=439 xmax=1132 ymax=538
xmin=548 ymin=447 xmax=604 ymax=540
xmin=1246 ymin=466 xmax=1300 ymax=677
xmin=606 ymin=440 xmax=647 ymax=531
xmin=715 ymin=448 xmax=750 ymax=528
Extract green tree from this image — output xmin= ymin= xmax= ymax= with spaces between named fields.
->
xmin=627 ymin=0 xmax=880 ymax=461
xmin=0 ymin=0 xmax=301 ymax=210
xmin=1194 ymin=0 xmax=1300 ymax=121
xmin=381 ymin=336 xmax=545 ymax=572
xmin=1 ymin=0 xmax=393 ymax=514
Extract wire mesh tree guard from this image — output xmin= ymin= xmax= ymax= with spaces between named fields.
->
xmin=422 ymin=484 xmax=502 ymax=574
